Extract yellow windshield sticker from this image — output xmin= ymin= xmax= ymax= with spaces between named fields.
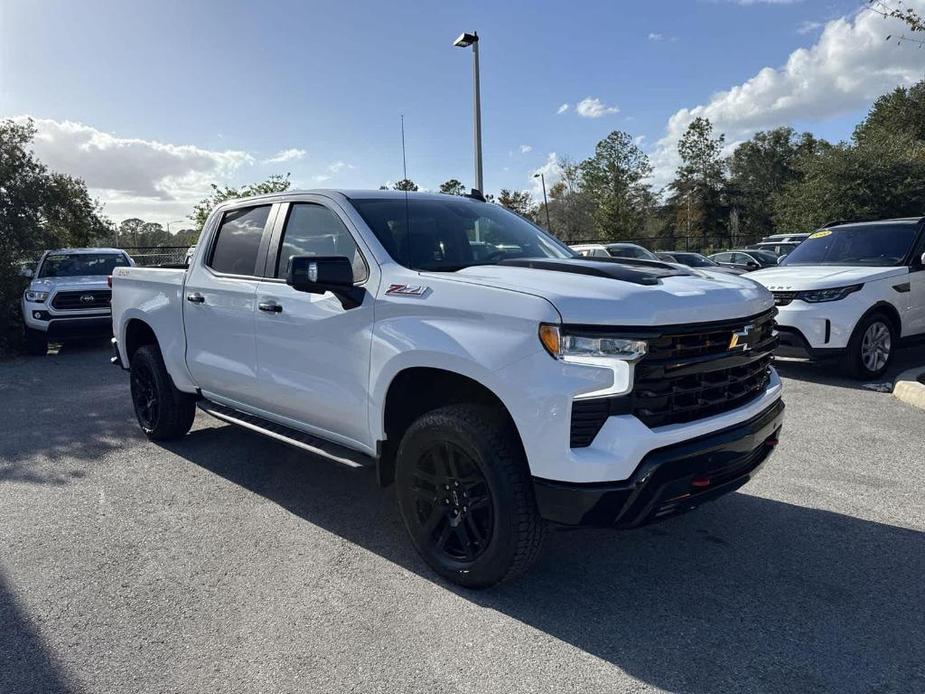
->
xmin=809 ymin=229 xmax=832 ymax=239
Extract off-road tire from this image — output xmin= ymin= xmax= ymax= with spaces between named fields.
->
xmin=129 ymin=345 xmax=196 ymax=441
xmin=395 ymin=404 xmax=545 ymax=588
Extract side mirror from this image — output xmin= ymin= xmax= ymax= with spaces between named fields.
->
xmin=777 ymin=256 xmax=785 ymax=265
xmin=746 ymin=262 xmax=759 ymax=270
xmin=286 ymin=255 xmax=364 ymax=309
xmin=920 ymin=251 xmax=925 ymax=267
xmin=20 ymin=267 xmax=33 ymax=278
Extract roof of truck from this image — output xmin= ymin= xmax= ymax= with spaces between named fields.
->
xmin=43 ymin=248 xmax=127 ymax=254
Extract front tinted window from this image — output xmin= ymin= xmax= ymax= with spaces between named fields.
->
xmin=39 ymin=253 xmax=129 ymax=278
xmin=675 ymin=253 xmax=714 ymax=267
xmin=350 ymin=196 xmax=573 ymax=271
xmin=276 ymin=203 xmax=368 ymax=281
xmin=209 ymin=205 xmax=270 ymax=275
xmin=781 ymin=223 xmax=919 ymax=266
xmin=750 ymin=250 xmax=779 ymax=264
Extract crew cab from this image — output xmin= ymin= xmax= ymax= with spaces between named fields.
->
xmin=111 ymin=190 xmax=784 ymax=587
xmin=749 ymin=218 xmax=925 ymax=378
xmin=21 ymin=248 xmax=133 ymax=355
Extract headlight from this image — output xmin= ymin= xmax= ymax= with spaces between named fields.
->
xmin=24 ymin=290 xmax=48 ymax=303
xmin=539 ymin=324 xmax=647 ymax=362
xmin=798 ymin=284 xmax=863 ymax=303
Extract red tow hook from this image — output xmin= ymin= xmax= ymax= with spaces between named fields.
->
xmin=691 ymin=476 xmax=711 ymax=488
xmin=766 ymin=437 xmax=780 ymax=447
xmin=107 ymin=275 xmax=113 ymax=288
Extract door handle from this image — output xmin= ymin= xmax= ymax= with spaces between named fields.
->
xmin=258 ymin=301 xmax=283 ymax=313
xmin=186 ymin=292 xmax=205 ymax=304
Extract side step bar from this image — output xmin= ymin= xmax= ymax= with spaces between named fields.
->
xmin=198 ymin=400 xmax=375 ymax=469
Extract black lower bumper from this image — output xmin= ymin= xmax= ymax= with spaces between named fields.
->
xmin=775 ymin=326 xmax=845 ymax=360
xmin=45 ymin=316 xmax=113 ymax=341
xmin=533 ymin=399 xmax=785 ymax=528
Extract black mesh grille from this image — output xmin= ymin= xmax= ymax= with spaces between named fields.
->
xmin=568 ymin=309 xmax=777 ymax=445
xmin=51 ymin=290 xmax=111 ymax=310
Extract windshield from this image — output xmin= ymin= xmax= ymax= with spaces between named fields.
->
xmin=781 ymin=223 xmax=919 ymax=266
xmin=607 ymin=245 xmax=658 ymax=260
xmin=350 ymin=196 xmax=575 ymax=271
xmin=38 ymin=253 xmax=129 ymax=278
xmin=673 ymin=253 xmax=716 ymax=267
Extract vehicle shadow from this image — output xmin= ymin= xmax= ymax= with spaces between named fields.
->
xmin=0 ymin=343 xmax=136 ymax=482
xmin=0 ymin=569 xmax=78 ymax=694
xmin=165 ymin=425 xmax=925 ymax=694
xmin=773 ymin=345 xmax=925 ymax=391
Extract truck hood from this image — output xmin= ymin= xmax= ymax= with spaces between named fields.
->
xmin=748 ymin=265 xmax=907 ymax=291
xmin=435 ymin=261 xmax=773 ymax=326
xmin=29 ymin=275 xmax=112 ymax=292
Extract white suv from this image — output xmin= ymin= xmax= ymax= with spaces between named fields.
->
xmin=749 ymin=218 xmax=925 ymax=378
xmin=20 ymin=248 xmax=133 ymax=355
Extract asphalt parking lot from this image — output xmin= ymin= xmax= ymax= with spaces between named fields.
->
xmin=1 ymin=342 xmax=923 ymax=694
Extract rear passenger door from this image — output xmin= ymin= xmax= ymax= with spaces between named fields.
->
xmin=184 ymin=203 xmax=277 ymax=405
xmin=252 ymin=198 xmax=377 ymax=450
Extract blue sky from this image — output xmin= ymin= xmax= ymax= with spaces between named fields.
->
xmin=2 ymin=0 xmax=923 ymax=224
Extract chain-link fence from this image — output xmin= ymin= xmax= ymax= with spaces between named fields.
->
xmin=121 ymin=246 xmax=190 ymax=267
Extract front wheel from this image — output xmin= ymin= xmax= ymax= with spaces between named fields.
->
xmin=395 ymin=404 xmax=545 ymax=588
xmin=129 ymin=345 xmax=196 ymax=440
xmin=846 ymin=312 xmax=896 ymax=380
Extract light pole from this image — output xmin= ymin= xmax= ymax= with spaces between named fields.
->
xmin=453 ymin=31 xmax=483 ymax=194
xmin=165 ymin=219 xmax=186 ymax=235
xmin=533 ymin=173 xmax=551 ymax=232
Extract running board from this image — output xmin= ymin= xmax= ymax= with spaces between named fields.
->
xmin=198 ymin=400 xmax=374 ymax=469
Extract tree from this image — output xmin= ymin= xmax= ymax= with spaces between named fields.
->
xmin=439 ymin=179 xmax=466 ymax=195
xmin=669 ymin=117 xmax=728 ymax=242
xmin=853 ymin=82 xmax=925 ymax=149
xmin=497 ymin=189 xmax=535 ymax=217
xmin=579 ymin=131 xmax=652 ymax=240
xmin=119 ymin=218 xmax=145 ymax=246
xmin=190 ymin=173 xmax=291 ymax=230
xmin=393 ymin=178 xmax=418 ymax=191
xmin=0 ymin=118 xmax=110 ymax=353
xmin=728 ymin=127 xmax=820 ymax=238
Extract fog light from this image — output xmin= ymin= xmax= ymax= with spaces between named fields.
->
xmin=33 ymin=311 xmax=42 ymax=319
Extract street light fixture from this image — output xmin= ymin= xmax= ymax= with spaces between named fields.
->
xmin=533 ymin=173 xmax=552 ymax=232
xmin=453 ymin=31 xmax=483 ymax=194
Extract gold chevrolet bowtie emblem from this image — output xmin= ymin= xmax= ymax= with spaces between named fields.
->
xmin=729 ymin=324 xmax=753 ymax=351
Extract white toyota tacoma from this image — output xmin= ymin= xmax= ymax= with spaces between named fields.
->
xmin=749 ymin=218 xmax=925 ymax=379
xmin=21 ymin=248 xmax=133 ymax=355
xmin=111 ymin=190 xmax=784 ymax=587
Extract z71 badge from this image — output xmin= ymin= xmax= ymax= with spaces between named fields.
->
xmin=385 ymin=284 xmax=428 ymax=297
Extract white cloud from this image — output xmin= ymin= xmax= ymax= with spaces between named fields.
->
xmin=313 ymin=174 xmax=332 ymax=183
xmin=519 ymin=144 xmax=533 ymax=154
xmin=263 ymin=148 xmax=306 ymax=164
xmin=648 ymin=2 xmax=925 ymax=188
xmin=14 ymin=116 xmax=253 ymax=223
xmin=327 ymin=160 xmax=354 ymax=173
xmin=529 ymin=153 xmax=563 ymax=195
xmin=648 ymin=32 xmax=665 ymax=41
xmin=557 ymin=103 xmax=570 ymax=114
xmin=732 ymin=0 xmax=805 ymax=5
xmin=796 ymin=20 xmax=822 ymax=35
xmin=576 ymin=97 xmax=620 ymax=118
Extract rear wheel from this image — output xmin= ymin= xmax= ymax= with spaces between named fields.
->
xmin=23 ymin=327 xmax=47 ymax=356
xmin=129 ymin=345 xmax=196 ymax=440
xmin=846 ymin=312 xmax=896 ymax=380
xmin=395 ymin=404 xmax=545 ymax=588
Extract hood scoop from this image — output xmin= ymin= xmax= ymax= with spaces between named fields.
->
xmin=498 ymin=257 xmax=689 ymax=286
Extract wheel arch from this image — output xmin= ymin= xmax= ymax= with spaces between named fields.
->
xmin=377 ymin=366 xmax=526 ymax=487
xmin=124 ymin=318 xmax=160 ymax=362
xmin=852 ymin=301 xmax=902 ymax=340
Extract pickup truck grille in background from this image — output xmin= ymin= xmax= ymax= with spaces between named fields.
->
xmin=772 ymin=291 xmax=798 ymax=307
xmin=569 ymin=309 xmax=777 ymax=446
xmin=51 ymin=290 xmax=112 ymax=310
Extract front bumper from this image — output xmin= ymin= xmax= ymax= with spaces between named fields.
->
xmin=533 ymin=398 xmax=784 ymax=527
xmin=45 ymin=315 xmax=113 ymax=341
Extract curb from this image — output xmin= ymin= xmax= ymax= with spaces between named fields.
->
xmin=893 ymin=367 xmax=925 ymax=411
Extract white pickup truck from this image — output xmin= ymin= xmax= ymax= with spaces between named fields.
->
xmin=111 ymin=189 xmax=784 ymax=587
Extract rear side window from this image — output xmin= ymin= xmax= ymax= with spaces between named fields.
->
xmin=209 ymin=205 xmax=271 ymax=275
xmin=275 ymin=203 xmax=368 ymax=281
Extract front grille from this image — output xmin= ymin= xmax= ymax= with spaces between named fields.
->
xmin=51 ymin=290 xmax=111 ymax=310
xmin=632 ymin=310 xmax=776 ymax=428
xmin=568 ymin=309 xmax=777 ymax=445
xmin=772 ymin=291 xmax=798 ymax=307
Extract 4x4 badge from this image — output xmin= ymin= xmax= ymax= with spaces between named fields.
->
xmin=729 ymin=324 xmax=754 ymax=351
